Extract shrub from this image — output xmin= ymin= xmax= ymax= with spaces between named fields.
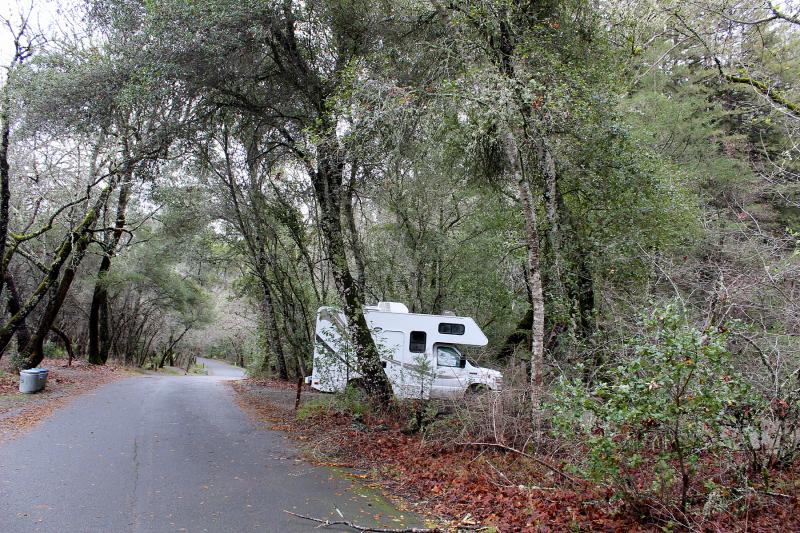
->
xmin=335 ymin=383 xmax=372 ymax=418
xmin=296 ymin=386 xmax=373 ymax=422
xmin=551 ymin=303 xmax=758 ymax=521
xmin=403 ymin=401 xmax=446 ymax=434
xmin=43 ymin=341 xmax=66 ymax=359
xmin=297 ymin=398 xmax=333 ymax=420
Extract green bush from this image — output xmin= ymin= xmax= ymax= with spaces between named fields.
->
xmin=551 ymin=303 xmax=758 ymax=519
xmin=296 ymin=398 xmax=332 ymax=420
xmin=43 ymin=341 xmax=66 ymax=359
xmin=295 ymin=387 xmax=371 ymax=422
xmin=335 ymin=384 xmax=372 ymax=418
xmin=404 ymin=401 xmax=443 ymax=434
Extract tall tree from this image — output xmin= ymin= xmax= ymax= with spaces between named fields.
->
xmin=112 ymin=0 xmax=397 ymax=402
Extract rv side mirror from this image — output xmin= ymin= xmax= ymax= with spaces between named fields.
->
xmin=459 ymin=356 xmax=466 ymax=368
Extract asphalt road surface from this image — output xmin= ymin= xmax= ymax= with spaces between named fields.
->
xmin=0 ymin=359 xmax=420 ymax=532
xmin=195 ymin=357 xmax=246 ymax=379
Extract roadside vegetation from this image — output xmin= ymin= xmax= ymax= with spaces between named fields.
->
xmin=0 ymin=0 xmax=798 ymax=530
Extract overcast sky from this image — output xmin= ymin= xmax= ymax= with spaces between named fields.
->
xmin=0 ymin=0 xmax=75 ymax=75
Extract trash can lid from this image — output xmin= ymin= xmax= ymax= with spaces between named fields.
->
xmin=20 ymin=369 xmax=39 ymax=374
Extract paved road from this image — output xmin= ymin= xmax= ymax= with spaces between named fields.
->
xmin=196 ymin=357 xmax=246 ymax=379
xmin=0 ymin=361 xmax=420 ymax=532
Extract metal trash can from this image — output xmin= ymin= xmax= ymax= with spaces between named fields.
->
xmin=36 ymin=369 xmax=49 ymax=390
xmin=19 ymin=369 xmax=40 ymax=393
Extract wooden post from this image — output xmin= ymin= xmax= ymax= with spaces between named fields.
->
xmin=294 ymin=376 xmax=303 ymax=411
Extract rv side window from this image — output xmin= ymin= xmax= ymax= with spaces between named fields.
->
xmin=438 ymin=323 xmax=465 ymax=335
xmin=409 ymin=331 xmax=427 ymax=353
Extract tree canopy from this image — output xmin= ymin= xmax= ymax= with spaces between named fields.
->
xmin=0 ymin=0 xmax=798 ymax=525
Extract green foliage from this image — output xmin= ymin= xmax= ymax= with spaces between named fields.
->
xmin=337 ymin=381 xmax=373 ymax=419
xmin=42 ymin=341 xmax=66 ymax=359
xmin=296 ymin=397 xmax=333 ymax=421
xmin=296 ymin=387 xmax=371 ymax=422
xmin=403 ymin=401 xmax=443 ymax=435
xmin=551 ymin=303 xmax=758 ymax=514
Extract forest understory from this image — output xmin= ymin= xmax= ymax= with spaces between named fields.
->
xmin=233 ymin=379 xmax=800 ymax=532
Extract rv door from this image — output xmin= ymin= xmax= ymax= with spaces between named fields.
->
xmin=431 ymin=344 xmax=468 ymax=399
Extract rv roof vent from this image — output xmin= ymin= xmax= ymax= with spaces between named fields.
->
xmin=378 ymin=301 xmax=409 ymax=313
xmin=442 ymin=310 xmax=456 ymax=316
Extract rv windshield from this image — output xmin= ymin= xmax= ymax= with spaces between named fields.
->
xmin=436 ymin=345 xmax=462 ymax=367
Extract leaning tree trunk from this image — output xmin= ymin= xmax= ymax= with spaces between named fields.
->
xmin=312 ymin=140 xmax=392 ymax=405
xmin=88 ymin=177 xmax=132 ymax=364
xmin=504 ymin=131 xmax=545 ymax=431
xmin=20 ymin=177 xmax=119 ymax=369
xmin=0 ymin=177 xmax=117 ymax=361
xmin=50 ymin=325 xmax=75 ymax=366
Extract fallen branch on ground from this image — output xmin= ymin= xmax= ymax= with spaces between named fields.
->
xmin=283 ymin=510 xmax=458 ymax=532
xmin=283 ymin=510 xmax=439 ymax=531
xmin=462 ymin=441 xmax=585 ymax=487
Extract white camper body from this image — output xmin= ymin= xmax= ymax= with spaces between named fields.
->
xmin=308 ymin=302 xmax=502 ymax=399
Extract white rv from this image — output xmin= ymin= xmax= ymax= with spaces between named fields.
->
xmin=307 ymin=302 xmax=502 ymax=399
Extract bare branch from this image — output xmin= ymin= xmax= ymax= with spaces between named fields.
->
xmin=282 ymin=510 xmax=452 ymax=532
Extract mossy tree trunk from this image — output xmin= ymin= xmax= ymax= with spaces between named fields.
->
xmin=4 ymin=273 xmax=30 ymax=352
xmin=88 ymin=173 xmax=132 ymax=365
xmin=312 ymin=137 xmax=392 ymax=405
xmin=258 ymin=279 xmax=289 ymax=379
xmin=19 ymin=177 xmax=119 ymax=369
xmin=0 ymin=84 xmax=11 ymax=287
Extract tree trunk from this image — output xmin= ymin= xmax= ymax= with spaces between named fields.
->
xmin=159 ymin=343 xmax=173 ymax=368
xmin=0 ymin=180 xmax=114 ymax=361
xmin=312 ymin=141 xmax=392 ymax=405
xmin=504 ymin=131 xmax=545 ymax=429
xmin=495 ymin=308 xmax=533 ymax=361
xmin=87 ymin=255 xmax=111 ymax=364
xmin=574 ymin=251 xmax=596 ymax=336
xmin=20 ymin=177 xmax=119 ymax=369
xmin=4 ymin=273 xmax=30 ymax=352
xmin=0 ymin=86 xmax=11 ymax=286
xmin=540 ymin=137 xmax=563 ymax=297
xmin=342 ymin=169 xmax=366 ymax=292
xmin=88 ymin=178 xmax=132 ymax=364
xmin=50 ymin=325 xmax=75 ymax=365
xmin=258 ymin=279 xmax=288 ymax=379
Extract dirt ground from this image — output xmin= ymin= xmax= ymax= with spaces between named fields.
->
xmin=0 ymin=358 xmax=130 ymax=443
xmin=233 ymin=377 xmax=323 ymax=410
